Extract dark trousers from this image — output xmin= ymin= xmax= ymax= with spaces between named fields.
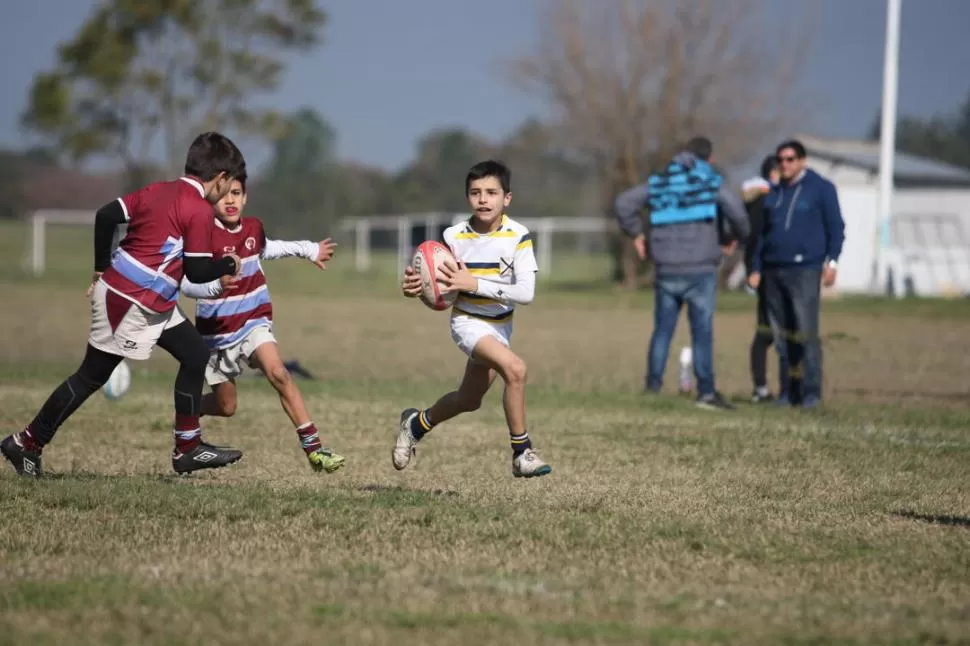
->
xmin=647 ymin=271 xmax=717 ymax=395
xmin=762 ymin=266 xmax=823 ymax=404
xmin=750 ymin=281 xmax=789 ymax=394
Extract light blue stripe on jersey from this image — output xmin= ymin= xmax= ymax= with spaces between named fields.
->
xmin=240 ymin=257 xmax=262 ymax=278
xmin=197 ymin=287 xmax=271 ymax=319
xmin=203 ymin=317 xmax=272 ymax=349
xmin=111 ymin=250 xmax=180 ymax=302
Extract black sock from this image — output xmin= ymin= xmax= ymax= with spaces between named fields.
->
xmin=409 ymin=409 xmax=435 ymax=440
xmin=510 ymin=432 xmax=531 ymax=456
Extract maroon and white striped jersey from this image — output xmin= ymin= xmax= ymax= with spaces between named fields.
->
xmin=100 ymin=177 xmax=214 ymax=314
xmin=182 ymin=217 xmax=318 ymax=350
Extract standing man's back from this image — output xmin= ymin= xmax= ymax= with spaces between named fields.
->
xmin=613 ymin=136 xmax=749 ymax=410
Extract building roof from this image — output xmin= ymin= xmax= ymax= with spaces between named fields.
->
xmin=795 ymin=133 xmax=970 ymax=186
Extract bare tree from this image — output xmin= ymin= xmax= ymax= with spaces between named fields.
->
xmin=507 ymin=0 xmax=813 ymax=287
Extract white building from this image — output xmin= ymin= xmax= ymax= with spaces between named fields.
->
xmin=797 ymin=134 xmax=970 ymax=297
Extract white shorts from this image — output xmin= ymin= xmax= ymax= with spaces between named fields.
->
xmin=450 ymin=313 xmax=513 ymax=359
xmin=88 ymin=281 xmax=186 ymax=361
xmin=205 ymin=325 xmax=277 ymax=386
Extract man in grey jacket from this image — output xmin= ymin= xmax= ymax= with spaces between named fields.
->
xmin=614 ymin=136 xmax=749 ymax=410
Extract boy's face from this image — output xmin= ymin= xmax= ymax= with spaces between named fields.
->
xmin=214 ymin=180 xmax=247 ymax=225
xmin=466 ymin=176 xmax=511 ymax=229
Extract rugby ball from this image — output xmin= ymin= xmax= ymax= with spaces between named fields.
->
xmin=412 ymin=240 xmax=458 ymax=311
xmin=103 ymin=360 xmax=132 ymax=400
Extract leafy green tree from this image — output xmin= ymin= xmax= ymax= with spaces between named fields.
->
xmin=250 ymin=108 xmax=340 ymax=236
xmin=22 ymin=0 xmax=325 ymax=183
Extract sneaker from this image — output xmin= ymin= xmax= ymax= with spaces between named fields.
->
xmin=695 ymin=391 xmax=735 ymax=411
xmin=512 ymin=448 xmax=552 ymax=478
xmin=308 ymin=447 xmax=345 ymax=473
xmin=751 ymin=388 xmax=774 ymax=404
xmin=1 ymin=434 xmax=42 ymax=477
xmin=172 ymin=441 xmax=243 ymax=475
xmin=392 ymin=408 xmax=419 ymax=471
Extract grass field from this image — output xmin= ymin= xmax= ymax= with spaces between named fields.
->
xmin=1 ymin=221 xmax=969 ymax=645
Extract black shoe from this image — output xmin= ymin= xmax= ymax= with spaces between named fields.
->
xmin=1 ymin=434 xmax=42 ymax=477
xmin=695 ymin=391 xmax=735 ymax=411
xmin=172 ymin=441 xmax=242 ymax=475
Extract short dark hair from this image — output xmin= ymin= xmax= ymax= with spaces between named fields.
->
xmin=465 ymin=160 xmax=511 ymax=194
xmin=776 ymin=139 xmax=807 ymax=159
xmin=184 ymin=132 xmax=247 ymax=182
xmin=685 ymin=136 xmax=713 ymax=161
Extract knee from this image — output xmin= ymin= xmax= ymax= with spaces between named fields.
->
xmin=184 ymin=345 xmax=210 ymax=373
xmin=218 ymin=397 xmax=237 ymax=417
xmin=266 ymin=364 xmax=292 ymax=389
xmin=502 ymin=356 xmax=528 ymax=387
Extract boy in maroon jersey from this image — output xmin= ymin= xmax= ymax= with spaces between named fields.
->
xmin=2 ymin=132 xmax=247 ymax=478
xmin=180 ymin=178 xmax=346 ymax=473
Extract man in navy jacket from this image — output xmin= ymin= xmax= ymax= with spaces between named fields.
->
xmin=748 ymin=139 xmax=845 ymax=408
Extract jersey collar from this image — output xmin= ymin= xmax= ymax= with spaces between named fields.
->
xmin=465 ymin=213 xmax=509 ymax=236
xmin=213 ymin=217 xmax=243 ymax=234
xmin=179 ymin=176 xmax=206 ymax=198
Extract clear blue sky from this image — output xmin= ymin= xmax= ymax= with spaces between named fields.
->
xmin=1 ymin=0 xmax=968 ymax=173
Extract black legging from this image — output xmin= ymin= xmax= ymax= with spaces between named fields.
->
xmin=25 ymin=320 xmax=209 ymax=446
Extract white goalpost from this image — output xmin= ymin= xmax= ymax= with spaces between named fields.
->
xmin=25 ymin=209 xmax=126 ymax=277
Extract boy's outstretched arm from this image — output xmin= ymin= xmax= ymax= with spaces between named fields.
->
xmin=262 ymin=237 xmax=337 ymax=269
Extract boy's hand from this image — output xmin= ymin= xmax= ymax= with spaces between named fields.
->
xmin=401 ymin=265 xmax=423 ymax=298
xmin=747 ymin=272 xmax=761 ymax=290
xmin=439 ymin=260 xmax=477 ymax=294
xmin=85 ymin=272 xmax=103 ymax=298
xmin=313 ymin=238 xmax=337 ymax=270
xmin=226 ymin=252 xmax=242 ymax=277
xmin=219 ymin=273 xmax=240 ymax=291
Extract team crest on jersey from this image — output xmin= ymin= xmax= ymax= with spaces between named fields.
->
xmin=223 ymin=246 xmax=236 ymax=254
xmin=245 ymin=237 xmax=257 ymax=251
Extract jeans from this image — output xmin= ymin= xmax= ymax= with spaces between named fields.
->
xmin=750 ymin=280 xmax=790 ymax=395
xmin=762 ymin=266 xmax=823 ymax=404
xmin=647 ymin=271 xmax=717 ymax=396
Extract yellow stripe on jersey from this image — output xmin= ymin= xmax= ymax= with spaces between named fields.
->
xmin=465 ymin=262 xmax=501 ymax=276
xmin=516 ymin=232 xmax=533 ymax=251
xmin=453 ymin=232 xmax=479 ymax=240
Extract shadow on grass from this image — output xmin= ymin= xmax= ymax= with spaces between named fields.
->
xmin=891 ymin=510 xmax=970 ymax=528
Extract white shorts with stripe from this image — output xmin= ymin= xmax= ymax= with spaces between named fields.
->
xmin=450 ymin=312 xmax=513 ymax=359
xmin=205 ymin=325 xmax=277 ymax=386
xmin=88 ymin=281 xmax=186 ymax=361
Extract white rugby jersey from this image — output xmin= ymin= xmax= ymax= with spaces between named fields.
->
xmin=442 ymin=214 xmax=538 ymax=323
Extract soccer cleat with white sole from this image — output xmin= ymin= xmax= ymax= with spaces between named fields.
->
xmin=513 ymin=448 xmax=552 ymax=478
xmin=308 ymin=447 xmax=345 ymax=473
xmin=392 ymin=408 xmax=419 ymax=471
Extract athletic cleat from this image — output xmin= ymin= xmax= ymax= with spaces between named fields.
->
xmin=1 ymin=434 xmax=42 ymax=478
xmin=172 ymin=441 xmax=242 ymax=475
xmin=308 ymin=447 xmax=345 ymax=473
xmin=513 ymin=448 xmax=552 ymax=478
xmin=392 ymin=408 xmax=419 ymax=471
